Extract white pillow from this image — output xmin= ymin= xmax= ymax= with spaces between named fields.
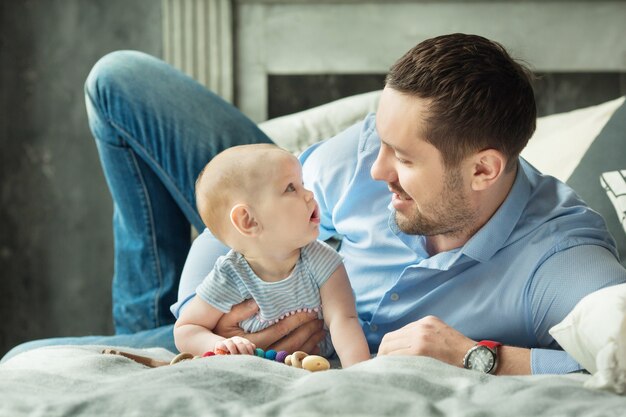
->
xmin=259 ymin=90 xmax=381 ymax=155
xmin=549 ymin=283 xmax=626 ymax=394
xmin=521 ymin=96 xmax=625 ymax=182
xmin=601 ymin=170 xmax=626 ymax=236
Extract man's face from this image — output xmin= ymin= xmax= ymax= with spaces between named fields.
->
xmin=371 ymin=87 xmax=478 ymax=237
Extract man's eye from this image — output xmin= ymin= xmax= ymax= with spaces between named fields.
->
xmin=285 ymin=183 xmax=296 ymax=192
xmin=395 ymin=156 xmax=410 ymax=164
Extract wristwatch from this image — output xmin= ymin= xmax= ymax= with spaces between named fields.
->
xmin=463 ymin=340 xmax=502 ymax=374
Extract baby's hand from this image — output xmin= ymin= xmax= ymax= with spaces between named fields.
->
xmin=215 ymin=336 xmax=256 ymax=355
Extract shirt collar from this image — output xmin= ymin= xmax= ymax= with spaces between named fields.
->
xmin=462 ymin=159 xmax=531 ymax=262
xmin=389 ymin=158 xmax=531 ymax=264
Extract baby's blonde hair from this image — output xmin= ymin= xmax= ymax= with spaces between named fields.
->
xmin=195 ymin=143 xmax=289 ymax=244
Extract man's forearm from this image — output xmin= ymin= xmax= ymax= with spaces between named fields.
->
xmin=495 ymin=346 xmax=531 ymax=375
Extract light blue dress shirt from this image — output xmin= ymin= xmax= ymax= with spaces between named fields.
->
xmin=173 ymin=112 xmax=626 ymax=374
xmin=299 ymin=113 xmax=626 ymax=374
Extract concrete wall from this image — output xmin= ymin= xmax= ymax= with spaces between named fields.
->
xmin=267 ymin=72 xmax=626 ymax=119
xmin=236 ymin=0 xmax=626 ymax=122
xmin=0 ymin=0 xmax=161 ymax=356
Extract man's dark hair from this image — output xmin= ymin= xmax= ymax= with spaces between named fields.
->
xmin=385 ymin=33 xmax=536 ymax=170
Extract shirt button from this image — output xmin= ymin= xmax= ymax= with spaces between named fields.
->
xmin=370 ymin=324 xmax=378 ymax=332
xmin=390 ymin=293 xmax=400 ymax=301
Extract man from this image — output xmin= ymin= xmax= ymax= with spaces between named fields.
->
xmin=4 ymin=34 xmax=625 ymax=373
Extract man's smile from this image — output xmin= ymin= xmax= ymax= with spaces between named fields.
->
xmin=389 ymin=185 xmax=413 ymax=201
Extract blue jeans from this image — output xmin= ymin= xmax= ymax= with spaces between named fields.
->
xmin=2 ymin=51 xmax=272 ymax=363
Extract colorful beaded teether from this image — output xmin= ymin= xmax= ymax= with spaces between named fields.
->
xmin=102 ymin=347 xmax=330 ymax=372
xmin=202 ymin=347 xmax=330 ymax=372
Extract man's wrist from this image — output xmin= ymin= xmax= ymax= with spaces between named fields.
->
xmin=463 ymin=340 xmax=502 ymax=374
xmin=494 ymin=345 xmax=531 ymax=375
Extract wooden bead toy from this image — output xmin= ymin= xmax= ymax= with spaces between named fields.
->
xmin=302 ymin=355 xmax=331 ymax=372
xmin=265 ymin=349 xmax=277 ymax=360
xmin=275 ymin=350 xmax=289 ymax=363
xmin=170 ymin=352 xmax=194 ymax=365
xmin=289 ymin=351 xmax=308 ymax=369
xmin=102 ymin=347 xmax=331 ymax=372
xmin=102 ymin=348 xmax=170 ymax=367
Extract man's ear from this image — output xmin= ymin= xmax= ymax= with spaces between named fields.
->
xmin=469 ymin=149 xmax=506 ymax=191
xmin=229 ymin=204 xmax=261 ymax=236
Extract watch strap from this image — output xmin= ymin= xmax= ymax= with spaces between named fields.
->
xmin=477 ymin=340 xmax=502 ymax=350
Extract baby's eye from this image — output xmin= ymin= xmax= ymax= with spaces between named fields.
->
xmin=285 ymin=183 xmax=296 ymax=192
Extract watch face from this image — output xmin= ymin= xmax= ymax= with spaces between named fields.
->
xmin=467 ymin=346 xmax=495 ymax=373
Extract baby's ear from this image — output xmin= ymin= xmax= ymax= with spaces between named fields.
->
xmin=230 ymin=204 xmax=260 ymax=236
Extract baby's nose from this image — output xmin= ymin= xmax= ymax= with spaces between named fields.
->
xmin=304 ymin=188 xmax=314 ymax=201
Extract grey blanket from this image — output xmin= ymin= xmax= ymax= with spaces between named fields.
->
xmin=1 ymin=345 xmax=624 ymax=416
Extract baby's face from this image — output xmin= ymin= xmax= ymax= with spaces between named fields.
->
xmin=253 ymin=152 xmax=321 ymax=249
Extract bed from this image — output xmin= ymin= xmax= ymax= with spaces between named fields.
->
xmin=1 ymin=93 xmax=625 ymax=416
xmin=1 ymin=345 xmax=625 ymax=416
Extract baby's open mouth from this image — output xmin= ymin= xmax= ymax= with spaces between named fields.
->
xmin=310 ymin=204 xmax=320 ymax=223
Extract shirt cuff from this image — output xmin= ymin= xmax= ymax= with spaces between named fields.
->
xmin=530 ymin=348 xmax=584 ymax=374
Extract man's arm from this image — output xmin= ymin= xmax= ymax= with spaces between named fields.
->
xmin=212 ymin=298 xmax=327 ymax=353
xmin=378 ymin=245 xmax=626 ymax=375
xmin=377 ymin=315 xmax=531 ymax=375
xmin=528 ymin=244 xmax=626 ymax=374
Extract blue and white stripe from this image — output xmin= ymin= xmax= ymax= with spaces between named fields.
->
xmin=196 ymin=240 xmax=343 ymax=356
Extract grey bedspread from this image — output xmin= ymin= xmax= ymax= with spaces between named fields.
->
xmin=1 ymin=345 xmax=624 ymax=416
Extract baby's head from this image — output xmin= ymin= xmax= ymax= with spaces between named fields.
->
xmin=195 ymin=144 xmax=320 ymax=252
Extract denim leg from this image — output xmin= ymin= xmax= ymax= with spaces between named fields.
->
xmin=0 ymin=325 xmax=176 ymax=364
xmin=85 ymin=50 xmax=272 ymax=334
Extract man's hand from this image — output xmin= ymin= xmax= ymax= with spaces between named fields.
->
xmin=378 ymin=315 xmax=475 ymax=367
xmin=377 ymin=315 xmax=531 ymax=375
xmin=213 ymin=299 xmax=326 ymax=354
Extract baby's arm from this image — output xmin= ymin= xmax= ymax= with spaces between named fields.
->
xmin=174 ymin=295 xmax=256 ymax=356
xmin=320 ymin=264 xmax=370 ymax=367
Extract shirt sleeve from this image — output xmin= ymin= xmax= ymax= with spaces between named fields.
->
xmin=303 ymin=240 xmax=344 ymax=288
xmin=170 ymin=228 xmax=230 ymax=318
xmin=530 ymin=348 xmax=586 ymax=374
xmin=529 ymin=244 xmax=626 ymax=374
xmin=195 ymin=255 xmax=246 ymax=314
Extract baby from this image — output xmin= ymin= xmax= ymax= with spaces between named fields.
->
xmin=174 ymin=143 xmax=370 ymax=367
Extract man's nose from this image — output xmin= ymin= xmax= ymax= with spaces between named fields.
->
xmin=371 ymin=147 xmax=395 ymax=183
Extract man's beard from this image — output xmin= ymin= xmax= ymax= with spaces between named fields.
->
xmin=394 ymin=168 xmax=479 ymax=237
